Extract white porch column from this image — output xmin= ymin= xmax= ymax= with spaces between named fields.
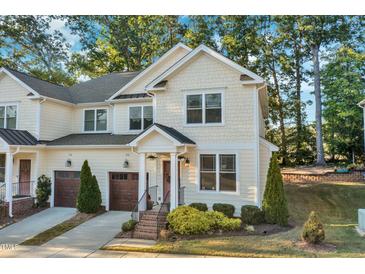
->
xmin=5 ymin=152 xmax=13 ymax=217
xmin=170 ymin=152 xmax=178 ymax=211
xmin=138 ymin=153 xmax=147 ymax=212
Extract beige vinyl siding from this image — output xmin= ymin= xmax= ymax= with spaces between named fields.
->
xmin=123 ymin=47 xmax=189 ymax=94
xmin=40 ymin=100 xmax=73 ymax=140
xmin=259 ymin=142 xmax=272 ymax=200
xmin=180 ymin=148 xmax=257 ymax=216
xmin=72 ymin=105 xmax=113 ymax=133
xmin=113 ymin=101 xmax=153 ymax=134
xmin=0 ymin=74 xmax=38 ymax=137
xmin=40 ymin=149 xmax=156 ymax=206
xmin=154 ymin=52 xmax=256 ymax=145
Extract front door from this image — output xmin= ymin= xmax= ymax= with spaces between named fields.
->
xmin=162 ymin=161 xmax=181 ymax=202
xmin=19 ymin=159 xmax=31 ymax=196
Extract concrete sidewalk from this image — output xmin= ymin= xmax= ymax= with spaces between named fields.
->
xmin=43 ymin=211 xmax=131 ymax=250
xmin=0 ymin=207 xmax=76 ymax=245
xmin=0 ymin=245 xmax=209 ymax=258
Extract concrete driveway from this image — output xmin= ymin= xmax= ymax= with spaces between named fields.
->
xmin=0 ymin=207 xmax=76 ymax=245
xmin=43 ymin=211 xmax=131 ymax=250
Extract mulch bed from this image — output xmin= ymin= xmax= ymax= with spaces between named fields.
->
xmin=295 ymin=241 xmax=337 ymax=253
xmin=0 ymin=206 xmax=47 ymax=230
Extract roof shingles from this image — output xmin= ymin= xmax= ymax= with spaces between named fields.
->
xmin=0 ymin=129 xmax=38 ymax=146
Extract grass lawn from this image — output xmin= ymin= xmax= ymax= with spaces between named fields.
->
xmin=21 ymin=211 xmax=103 ymax=246
xmin=104 ymin=182 xmax=365 ymax=257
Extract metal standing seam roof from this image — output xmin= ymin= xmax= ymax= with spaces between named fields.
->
xmin=0 ymin=128 xmax=38 ymax=146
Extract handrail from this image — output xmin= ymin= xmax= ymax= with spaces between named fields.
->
xmin=156 ymin=190 xmax=170 ymax=238
xmin=131 ymin=185 xmax=158 ymax=221
xmin=0 ymin=183 xmax=6 ymax=203
xmin=12 ymin=181 xmax=34 ymax=198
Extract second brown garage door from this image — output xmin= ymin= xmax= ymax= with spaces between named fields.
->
xmin=109 ymin=172 xmax=139 ymax=211
xmin=54 ymin=171 xmax=81 ymax=207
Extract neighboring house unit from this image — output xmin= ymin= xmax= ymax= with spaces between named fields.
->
xmin=0 ymin=43 xmax=278 ymax=218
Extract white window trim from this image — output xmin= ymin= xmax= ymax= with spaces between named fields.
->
xmin=197 ymin=151 xmax=240 ymax=195
xmin=184 ymin=90 xmax=224 ymax=127
xmin=82 ymin=108 xmax=109 ymax=133
xmin=128 ymin=104 xmax=154 ymax=133
xmin=0 ymin=103 xmax=19 ymax=130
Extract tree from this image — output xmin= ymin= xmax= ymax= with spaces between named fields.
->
xmin=300 ymin=16 xmax=359 ymax=165
xmin=262 ymin=154 xmax=289 ymax=226
xmin=322 ymin=47 xmax=365 ymax=163
xmin=35 ymin=175 xmax=52 ymax=207
xmin=183 ymin=16 xmax=218 ymax=49
xmin=0 ymin=16 xmax=76 ymax=86
xmin=77 ymin=160 xmax=102 ymax=213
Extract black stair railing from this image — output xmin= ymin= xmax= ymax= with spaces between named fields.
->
xmin=0 ymin=183 xmax=7 ymax=220
xmin=156 ymin=190 xmax=170 ymax=239
xmin=131 ymin=185 xmax=158 ymax=221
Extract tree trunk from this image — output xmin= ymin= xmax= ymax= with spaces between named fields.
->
xmin=272 ymin=62 xmax=288 ymax=165
xmin=294 ymin=47 xmax=303 ymax=164
xmin=312 ymin=44 xmax=326 ymax=166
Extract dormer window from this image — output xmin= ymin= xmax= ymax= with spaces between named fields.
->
xmin=0 ymin=104 xmax=17 ymax=129
xmin=84 ymin=109 xmax=107 ymax=132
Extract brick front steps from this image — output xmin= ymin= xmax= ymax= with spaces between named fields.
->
xmin=133 ymin=209 xmax=168 ymax=240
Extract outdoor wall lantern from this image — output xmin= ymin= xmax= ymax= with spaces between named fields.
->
xmin=65 ymin=159 xmax=72 ymax=167
xmin=184 ymin=158 xmax=190 ymax=168
xmin=123 ymin=160 xmax=129 ymax=168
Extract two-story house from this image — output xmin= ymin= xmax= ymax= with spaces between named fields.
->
xmin=0 ymin=43 xmax=278 ymax=219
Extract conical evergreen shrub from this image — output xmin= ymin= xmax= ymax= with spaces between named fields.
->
xmin=77 ymin=160 xmax=102 ymax=213
xmin=262 ymin=153 xmax=289 ymax=226
xmin=302 ymin=211 xmax=325 ymax=244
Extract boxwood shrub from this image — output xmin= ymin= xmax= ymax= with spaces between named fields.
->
xmin=189 ymin=203 xmax=208 ymax=212
xmin=122 ymin=220 xmax=138 ymax=232
xmin=212 ymin=203 xmax=235 ymax=218
xmin=241 ymin=205 xmax=265 ymax=225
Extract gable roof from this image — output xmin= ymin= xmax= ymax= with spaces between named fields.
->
xmin=146 ymin=44 xmax=264 ymax=91
xmin=0 ymin=128 xmax=38 ymax=146
xmin=108 ymin=43 xmax=192 ymax=101
xmin=129 ymin=123 xmax=195 ymax=147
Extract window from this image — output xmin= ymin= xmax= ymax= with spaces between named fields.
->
xmin=0 ymin=105 xmax=17 ymax=129
xmin=84 ymin=109 xmax=107 ymax=132
xmin=186 ymin=93 xmax=222 ymax=125
xmin=0 ymin=154 xmax=5 ymax=182
xmin=199 ymin=154 xmax=236 ymax=192
xmin=129 ymin=106 xmax=153 ymax=130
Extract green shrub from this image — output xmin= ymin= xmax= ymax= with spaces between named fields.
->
xmin=262 ymin=154 xmax=289 ymax=226
xmin=77 ymin=160 xmax=102 ymax=213
xmin=205 ymin=211 xmax=226 ymax=229
xmin=219 ymin=218 xmax=242 ymax=231
xmin=212 ymin=203 xmax=235 ymax=217
xmin=167 ymin=206 xmax=211 ymax=235
xmin=241 ymin=205 xmax=265 ymax=225
xmin=302 ymin=211 xmax=325 ymax=244
xmin=35 ymin=175 xmax=51 ymax=207
xmin=122 ymin=220 xmax=138 ymax=232
xmin=189 ymin=203 xmax=208 ymax=212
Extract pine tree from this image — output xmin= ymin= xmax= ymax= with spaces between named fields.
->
xmin=302 ymin=211 xmax=325 ymax=244
xmin=77 ymin=160 xmax=102 ymax=213
xmin=262 ymin=154 xmax=289 ymax=226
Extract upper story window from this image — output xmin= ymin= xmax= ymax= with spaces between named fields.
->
xmin=84 ymin=109 xmax=107 ymax=132
xmin=186 ymin=92 xmax=222 ymax=125
xmin=0 ymin=104 xmax=17 ymax=129
xmin=129 ymin=106 xmax=153 ymax=130
xmin=200 ymin=154 xmax=237 ymax=192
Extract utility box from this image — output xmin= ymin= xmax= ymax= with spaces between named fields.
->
xmin=358 ymin=209 xmax=365 ymax=232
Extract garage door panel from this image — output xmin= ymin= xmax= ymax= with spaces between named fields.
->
xmin=109 ymin=172 xmax=138 ymax=211
xmin=54 ymin=171 xmax=80 ymax=208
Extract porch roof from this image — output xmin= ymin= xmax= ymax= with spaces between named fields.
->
xmin=129 ymin=123 xmax=196 ymax=146
xmin=0 ymin=128 xmax=38 ymax=146
xmin=46 ymin=133 xmax=138 ymax=146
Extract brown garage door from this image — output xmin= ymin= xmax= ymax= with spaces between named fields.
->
xmin=54 ymin=171 xmax=81 ymax=207
xmin=109 ymin=172 xmax=139 ymax=211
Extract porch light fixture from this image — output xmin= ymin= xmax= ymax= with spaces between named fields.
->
xmin=123 ymin=160 xmax=129 ymax=168
xmin=65 ymin=159 xmax=72 ymax=167
xmin=184 ymin=158 xmax=190 ymax=167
